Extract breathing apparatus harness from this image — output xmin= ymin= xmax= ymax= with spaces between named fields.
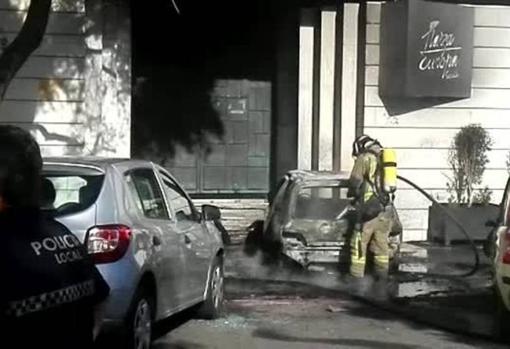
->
xmin=352 ymin=136 xmax=397 ymax=217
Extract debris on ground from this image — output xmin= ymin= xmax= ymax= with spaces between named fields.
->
xmin=326 ymin=305 xmax=344 ymax=313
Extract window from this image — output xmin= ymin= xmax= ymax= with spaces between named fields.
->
xmin=127 ymin=169 xmax=168 ymax=220
xmin=160 ymin=175 xmax=195 ymax=222
xmin=298 ymin=187 xmax=349 ymax=199
xmin=42 ymin=168 xmax=105 ymax=217
xmin=125 ymin=175 xmax=144 ymax=213
xmin=294 ymin=185 xmax=351 ymax=220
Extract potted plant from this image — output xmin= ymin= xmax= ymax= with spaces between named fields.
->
xmin=428 ymin=124 xmax=499 ymax=244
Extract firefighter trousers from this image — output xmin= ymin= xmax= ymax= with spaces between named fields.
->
xmin=350 ymin=211 xmax=391 ymax=278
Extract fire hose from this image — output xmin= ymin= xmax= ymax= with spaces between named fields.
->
xmin=335 ymin=175 xmax=481 ymax=277
xmin=397 ymin=175 xmax=480 ymax=278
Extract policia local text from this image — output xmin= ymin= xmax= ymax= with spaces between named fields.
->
xmin=30 ymin=234 xmax=85 ymax=265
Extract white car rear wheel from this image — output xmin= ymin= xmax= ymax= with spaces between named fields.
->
xmin=133 ymin=298 xmax=152 ymax=349
xmin=125 ymin=287 xmax=155 ymax=349
xmin=494 ymin=288 xmax=510 ymax=342
xmin=197 ymin=257 xmax=224 ymax=319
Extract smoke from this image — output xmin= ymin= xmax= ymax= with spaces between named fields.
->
xmin=230 ymin=247 xmax=395 ymax=303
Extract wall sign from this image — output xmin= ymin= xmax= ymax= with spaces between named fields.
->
xmin=379 ymin=0 xmax=474 ymax=98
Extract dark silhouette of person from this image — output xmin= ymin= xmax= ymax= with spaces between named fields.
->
xmin=0 ymin=125 xmax=109 ymax=348
xmin=40 ymin=177 xmax=56 ymax=210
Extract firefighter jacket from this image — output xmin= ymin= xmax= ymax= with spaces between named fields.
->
xmin=348 ymin=151 xmax=379 ymax=203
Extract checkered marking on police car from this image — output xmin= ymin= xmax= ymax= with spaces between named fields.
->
xmin=6 ymin=280 xmax=95 ymax=318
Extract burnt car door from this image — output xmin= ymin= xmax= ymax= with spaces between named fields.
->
xmin=264 ymin=176 xmax=291 ymax=240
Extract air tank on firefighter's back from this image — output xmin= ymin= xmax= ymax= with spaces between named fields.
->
xmin=381 ymin=148 xmax=397 ymax=194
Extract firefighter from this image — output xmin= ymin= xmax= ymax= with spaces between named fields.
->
xmin=348 ymin=135 xmax=392 ymax=280
xmin=0 ymin=126 xmax=109 ymax=348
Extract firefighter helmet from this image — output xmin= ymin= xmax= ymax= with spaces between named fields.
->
xmin=352 ymin=135 xmax=380 ymax=157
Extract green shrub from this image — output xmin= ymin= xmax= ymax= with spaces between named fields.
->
xmin=446 ymin=124 xmax=492 ymax=206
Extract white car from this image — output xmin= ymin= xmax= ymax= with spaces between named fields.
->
xmin=489 ymin=176 xmax=510 ymax=341
xmin=42 ymin=158 xmax=225 ymax=349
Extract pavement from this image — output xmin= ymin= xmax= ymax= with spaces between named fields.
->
xmin=154 ymin=276 xmax=503 ymax=349
xmin=153 ymin=242 xmax=505 ymax=348
xmin=223 ymin=242 xmax=498 ymax=339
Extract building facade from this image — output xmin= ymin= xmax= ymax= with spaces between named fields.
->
xmin=3 ymin=0 xmax=510 ymax=243
xmin=187 ymin=0 xmax=510 ymax=242
xmin=296 ymin=1 xmax=510 ymax=241
xmin=0 ymin=0 xmax=131 ymax=158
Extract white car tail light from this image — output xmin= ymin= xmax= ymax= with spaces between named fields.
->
xmin=86 ymin=225 xmax=132 ymax=264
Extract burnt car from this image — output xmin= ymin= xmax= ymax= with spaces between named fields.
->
xmin=247 ymin=170 xmax=402 ymax=272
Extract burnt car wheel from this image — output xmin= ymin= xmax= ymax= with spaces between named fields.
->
xmin=244 ymin=220 xmax=264 ymax=256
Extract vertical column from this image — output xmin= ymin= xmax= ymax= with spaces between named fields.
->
xmin=311 ymin=9 xmax=321 ymax=171
xmin=333 ymin=2 xmax=344 ymax=172
xmin=298 ymin=17 xmax=314 ymax=170
xmin=318 ymin=11 xmax=336 ymax=171
xmin=340 ymin=3 xmax=359 ymax=172
xmin=356 ymin=1 xmax=366 ymax=138
xmin=272 ymin=5 xmax=299 ymax=187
